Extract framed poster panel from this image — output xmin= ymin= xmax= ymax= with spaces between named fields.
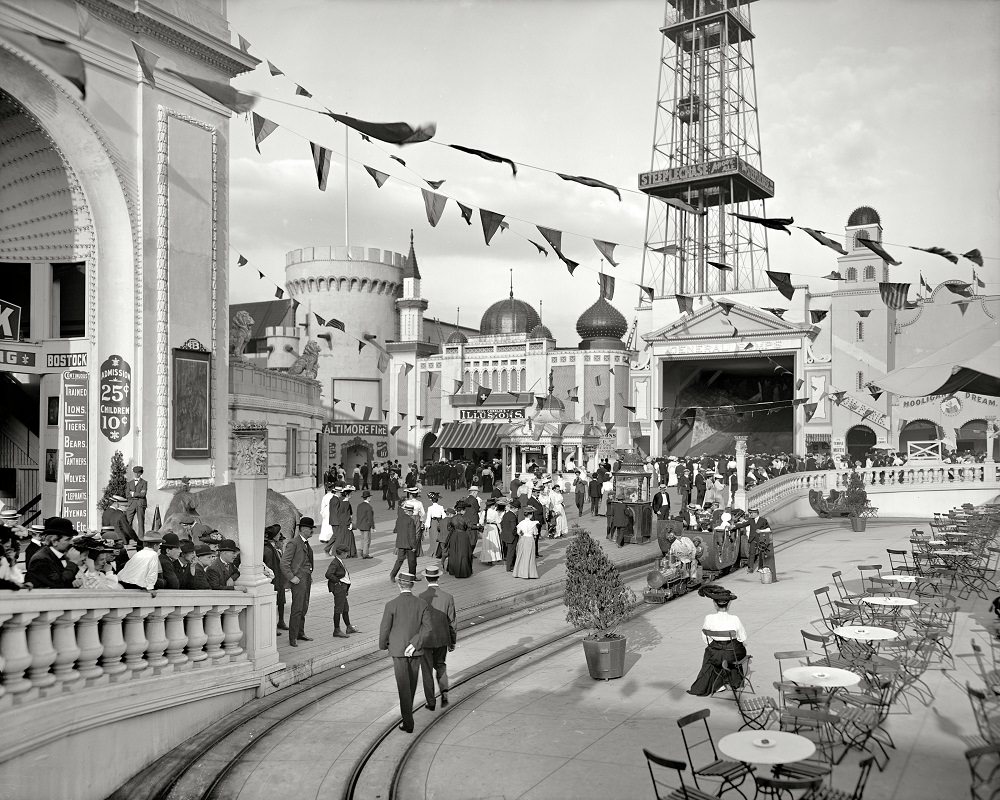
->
xmin=172 ymin=349 xmax=211 ymax=458
xmin=47 ymin=397 xmax=59 ymax=426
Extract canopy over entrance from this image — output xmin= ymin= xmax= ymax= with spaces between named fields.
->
xmin=874 ymin=323 xmax=1000 ymax=397
xmin=435 ymin=421 xmax=502 ymax=452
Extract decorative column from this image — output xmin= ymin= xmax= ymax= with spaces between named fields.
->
xmin=231 ymin=420 xmax=280 ymax=672
xmin=734 ymin=435 xmax=749 ymax=511
xmin=987 ymin=416 xmax=997 ymax=464
xmin=546 ymin=443 xmax=554 ymax=473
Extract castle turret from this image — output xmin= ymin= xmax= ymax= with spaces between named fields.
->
xmin=396 ymin=230 xmax=429 ymax=342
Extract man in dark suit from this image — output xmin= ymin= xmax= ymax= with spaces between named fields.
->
xmin=157 ymin=532 xmax=182 ymax=589
xmin=356 ymin=490 xmax=375 ymax=559
xmin=102 ymin=494 xmax=137 ymax=547
xmin=206 ymin=539 xmax=240 ymax=589
xmin=389 ymin=505 xmax=419 ymax=583
xmin=734 ymin=508 xmax=776 ymax=579
xmin=125 ymin=466 xmax=148 ymax=538
xmin=385 ymin=470 xmax=400 ymax=510
xmin=326 ymin=551 xmax=359 ymax=638
xmin=324 ymin=486 xmax=343 ymax=557
xmin=379 ymin=571 xmax=432 ymax=732
xmin=587 ymin=475 xmax=604 ymax=516
xmin=418 ymin=564 xmax=456 ymax=710
xmin=26 ymin=517 xmax=78 ymax=588
xmin=262 ymin=524 xmax=287 ymax=631
xmin=694 ymin=470 xmax=707 ymax=506
xmin=652 ymin=482 xmax=671 ymax=520
xmin=499 ymin=499 xmax=518 ymax=572
xmin=280 ymin=517 xmax=316 ymax=646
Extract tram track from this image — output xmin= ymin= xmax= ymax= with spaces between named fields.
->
xmin=119 ymin=522 xmax=842 ymax=800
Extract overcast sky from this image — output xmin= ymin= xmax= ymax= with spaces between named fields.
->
xmin=226 ymin=0 xmax=1000 ymax=344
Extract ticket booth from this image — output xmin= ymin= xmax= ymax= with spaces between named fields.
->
xmin=606 ymin=452 xmax=653 ymax=544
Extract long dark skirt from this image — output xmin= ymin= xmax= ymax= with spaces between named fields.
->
xmin=688 ymin=640 xmax=748 ymax=696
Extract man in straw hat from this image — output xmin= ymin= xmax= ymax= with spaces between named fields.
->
xmin=379 ymin=570 xmax=432 ymax=733
xmin=418 ymin=564 xmax=457 ymax=710
xmin=389 ymin=503 xmax=421 ymax=583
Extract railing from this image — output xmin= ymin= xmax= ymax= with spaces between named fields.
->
xmin=0 ymin=591 xmax=251 ymax=705
xmin=747 ymin=471 xmax=829 ymax=513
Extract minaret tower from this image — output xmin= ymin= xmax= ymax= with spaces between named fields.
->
xmin=638 ymin=0 xmax=774 ymax=302
xmin=396 ymin=230 xmax=428 ymax=342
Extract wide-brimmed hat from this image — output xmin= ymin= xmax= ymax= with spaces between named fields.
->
xmin=698 ymin=584 xmax=738 ymax=603
xmin=195 ymin=544 xmax=213 ymax=557
xmin=199 ymin=531 xmax=223 ymax=543
xmin=218 ymin=539 xmax=239 ymax=552
xmin=749 ymin=508 xmax=760 ymax=515
xmin=142 ymin=531 xmax=162 ymax=544
xmin=43 ymin=516 xmax=76 ymax=538
xmin=0 ymin=509 xmax=19 ymax=520
xmin=264 ymin=524 xmax=281 ymax=538
xmin=444 ymin=507 xmax=457 ymax=516
xmin=397 ymin=570 xmax=419 ymax=586
xmin=423 ymin=564 xmax=442 ymax=580
xmin=160 ymin=532 xmax=181 ymax=548
xmin=111 ymin=494 xmax=127 ymax=503
xmin=687 ymin=504 xmax=701 ymax=511
xmin=405 ymin=487 xmax=420 ymax=495
xmin=179 ymin=540 xmax=196 ymax=554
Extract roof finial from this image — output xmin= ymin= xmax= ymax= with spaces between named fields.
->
xmin=509 ymin=268 xmax=514 ymax=300
xmin=410 ymin=228 xmax=414 ymax=245
xmin=539 ymin=299 xmax=543 ymax=322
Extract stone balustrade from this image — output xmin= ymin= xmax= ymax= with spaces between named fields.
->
xmin=0 ymin=590 xmax=252 ymax=712
xmin=746 ymin=471 xmax=829 ymax=513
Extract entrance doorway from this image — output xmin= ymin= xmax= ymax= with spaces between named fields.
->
xmin=957 ymin=419 xmax=995 ymax=459
xmin=341 ymin=436 xmax=372 ymax=489
xmin=421 ymin=432 xmax=438 ymax=464
xmin=846 ymin=424 xmax=877 ymax=464
xmin=898 ymin=419 xmax=938 ymax=457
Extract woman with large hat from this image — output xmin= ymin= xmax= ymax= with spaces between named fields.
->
xmin=687 ymin=584 xmax=749 ymax=696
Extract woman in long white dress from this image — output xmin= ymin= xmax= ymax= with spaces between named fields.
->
xmin=512 ymin=509 xmax=539 ymax=579
xmin=549 ymin=485 xmax=568 ymax=538
xmin=480 ymin=500 xmax=504 ymax=565
xmin=318 ymin=484 xmax=334 ymax=546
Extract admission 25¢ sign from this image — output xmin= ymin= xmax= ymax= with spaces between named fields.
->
xmin=99 ymin=355 xmax=132 ymax=441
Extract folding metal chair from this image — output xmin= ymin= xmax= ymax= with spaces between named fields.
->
xmin=642 ymin=750 xmax=718 ymax=800
xmin=831 ymin=571 xmax=864 ymax=604
xmin=676 ymin=708 xmax=753 ymax=799
xmin=972 ymin=639 xmax=1000 ymax=698
xmin=964 ymin=744 xmax=1000 ymax=800
xmin=815 ymin=586 xmax=855 ymax=632
xmin=752 ymin=775 xmax=821 ymax=800
xmin=731 ymin=666 xmax=778 ymax=731
xmin=886 ymin=548 xmax=918 ymax=576
xmin=774 ymin=708 xmax=837 ymax=784
xmin=808 ymin=757 xmax=876 ymax=800
xmin=967 ymin=683 xmax=1000 ymax=746
xmin=856 ymin=564 xmax=884 ymax=595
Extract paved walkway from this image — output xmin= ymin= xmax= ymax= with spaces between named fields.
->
xmin=227 ymin=517 xmax=987 ymax=799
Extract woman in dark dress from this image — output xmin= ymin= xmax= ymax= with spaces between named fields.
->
xmin=444 ymin=512 xmax=477 ymax=579
xmin=687 ymin=585 xmax=748 ymax=696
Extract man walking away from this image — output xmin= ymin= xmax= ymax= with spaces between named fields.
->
xmin=326 ymin=552 xmax=359 ymax=638
xmin=499 ymin=498 xmax=518 ymax=572
xmin=389 ymin=505 xmax=420 ymax=583
xmin=280 ymin=517 xmax=316 ymax=647
xmin=356 ymin=490 xmax=375 ymax=559
xmin=418 ymin=564 xmax=456 ymax=710
xmin=379 ymin=571 xmax=432 ymax=733
xmin=588 ymin=474 xmax=603 ymax=516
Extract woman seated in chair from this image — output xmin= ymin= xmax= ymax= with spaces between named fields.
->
xmin=687 ymin=585 xmax=749 ymax=696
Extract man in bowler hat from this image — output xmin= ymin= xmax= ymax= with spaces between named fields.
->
xmin=281 ymin=517 xmax=316 ymax=646
xmin=379 ymin=570 xmax=431 ymax=733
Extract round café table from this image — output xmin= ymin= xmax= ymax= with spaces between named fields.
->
xmin=832 ymin=625 xmax=898 ymax=661
xmin=860 ymin=596 xmax=917 ymax=608
xmin=718 ymin=731 xmax=816 ymax=766
xmin=881 ymin=575 xmax=916 ymax=584
xmin=783 ymin=665 xmax=861 ymax=689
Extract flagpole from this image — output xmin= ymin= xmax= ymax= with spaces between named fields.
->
xmin=344 ymin=121 xmax=350 ymax=252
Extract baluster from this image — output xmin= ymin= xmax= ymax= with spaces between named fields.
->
xmin=163 ymin=606 xmax=192 ymax=671
xmin=51 ymin=609 xmax=87 ymax=688
xmin=184 ymin=606 xmax=210 ymax=666
xmin=26 ymin=610 xmax=61 ymax=692
xmin=76 ymin=608 xmax=109 ymax=685
xmin=221 ymin=606 xmax=245 ymax=661
xmin=0 ymin=612 xmax=38 ymax=699
xmin=99 ymin=608 xmax=131 ymax=679
xmin=204 ymin=606 xmax=226 ymax=663
xmin=145 ymin=607 xmax=171 ymax=673
xmin=122 ymin=607 xmax=153 ymax=677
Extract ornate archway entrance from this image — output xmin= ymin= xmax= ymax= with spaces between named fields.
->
xmin=846 ymin=424 xmax=877 ymax=463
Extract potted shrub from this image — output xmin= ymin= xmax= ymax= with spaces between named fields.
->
xmin=564 ymin=525 xmax=638 ymax=680
xmin=844 ymin=469 xmax=869 ymax=532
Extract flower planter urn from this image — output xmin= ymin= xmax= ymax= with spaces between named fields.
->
xmin=582 ymin=634 xmax=627 ymax=680
xmin=850 ymin=516 xmax=867 ymax=533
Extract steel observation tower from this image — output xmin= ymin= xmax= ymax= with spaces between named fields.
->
xmin=638 ymin=0 xmax=773 ymax=303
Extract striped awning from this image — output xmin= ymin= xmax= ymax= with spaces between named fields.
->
xmin=434 ymin=421 xmax=502 ymax=451
xmin=805 ymin=433 xmax=831 ymax=443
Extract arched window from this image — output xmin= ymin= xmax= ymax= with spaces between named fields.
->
xmin=854 ymin=229 xmax=875 ymax=249
xmin=463 ymin=370 xmax=471 ymax=392
xmin=501 ymin=370 xmax=509 ymax=392
xmin=493 ymin=369 xmax=499 ymax=389
xmin=472 ymin=370 xmax=480 ymax=389
xmin=846 ymin=267 xmax=857 ymax=282
xmin=856 ymin=371 xmax=864 ymax=390
xmin=856 ymin=321 xmax=864 ymax=342
xmin=520 ymin=368 xmax=527 ymax=390
xmin=864 ymin=265 xmax=876 ymax=281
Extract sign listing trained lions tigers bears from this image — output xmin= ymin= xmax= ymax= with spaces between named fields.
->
xmin=99 ymin=355 xmax=132 ymax=441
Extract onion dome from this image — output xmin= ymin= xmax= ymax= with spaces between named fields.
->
xmin=576 ymin=296 xmax=627 ymax=344
xmin=847 ymin=206 xmax=880 ymax=227
xmin=445 ymin=329 xmax=468 ymax=344
xmin=528 ymin=322 xmax=553 ymax=340
xmin=480 ymin=294 xmax=541 ymax=335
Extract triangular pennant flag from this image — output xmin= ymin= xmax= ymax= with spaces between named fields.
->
xmin=762 ymin=307 xmax=787 ymax=319
xmin=75 ymin=3 xmax=92 ymax=39
xmin=799 ymin=227 xmax=848 ymax=255
xmin=426 ymin=179 xmax=446 ymax=190
xmin=294 ymin=84 xmax=312 ymax=98
xmin=856 ymin=309 xmax=871 ymax=317
xmin=860 ymin=408 xmax=873 ymax=421
xmin=857 ymin=236 xmax=901 ymax=266
xmin=414 ymin=414 xmax=426 ymax=422
xmin=0 ymin=24 xmax=87 ymax=98
xmin=252 ymin=113 xmax=278 ymax=153
xmin=650 ymin=243 xmax=679 ymax=255
xmin=868 ymin=384 xmax=883 ymax=401
xmin=945 ymin=282 xmax=974 ymax=297
xmin=556 ymin=172 xmax=621 ymax=201
xmin=593 ymin=403 xmax=607 ymax=421
xmin=433 ymin=418 xmax=442 ymax=433
xmin=604 ymin=423 xmax=615 ymax=435
xmin=421 ymin=189 xmax=448 ymax=227
xmin=349 ymin=402 xmax=356 ymax=411
xmin=237 ymin=34 xmax=251 ymax=54
xmin=803 ymin=402 xmax=818 ymax=421
xmin=237 ymin=254 xmax=248 ymax=267
xmin=390 ymin=425 xmax=401 ymax=435
xmin=532 ymin=421 xmax=545 ymax=441
xmin=956 ymin=299 xmax=972 ymax=316
xmin=310 ymin=142 xmax=332 ymax=191
xmin=654 ymin=418 xmax=663 ymax=428
xmin=314 ymin=312 xmax=326 ymax=326
xmin=962 ymin=249 xmax=984 ymax=267
xmin=164 ymin=68 xmax=254 ymax=112
xmin=131 ymin=41 xmax=158 ymax=87
xmin=426 ymin=372 xmax=435 ymax=388
xmin=398 ymin=411 xmax=407 ymax=419
xmin=480 ymin=209 xmax=505 ymax=245
xmin=537 ymin=225 xmax=565 ymax=254
xmin=639 ymin=285 xmax=655 ymax=304
xmin=708 ymin=261 xmax=734 ymax=272
xmin=599 ymin=273 xmax=615 ymax=302
xmin=291 ymin=299 xmax=301 ymax=312
xmin=357 ymin=340 xmax=365 ymax=353
xmin=453 ymin=380 xmax=464 ymax=393
xmin=823 ymin=271 xmax=845 ymax=281
xmin=593 ymin=240 xmax=620 ymax=267
xmin=390 ymin=155 xmax=406 ymax=167
xmin=363 ymin=406 xmax=373 ymax=421
xmin=878 ymin=282 xmax=910 ymax=310
xmin=676 ymin=294 xmax=694 ymax=315
xmin=717 ymin=300 xmax=736 ymax=315
xmin=382 ymin=409 xmax=389 ymax=420
xmin=743 ymin=343 xmax=754 ymax=351
xmin=796 ymin=379 xmax=805 ymax=390
xmin=476 ymin=387 xmax=492 ymax=406
xmin=332 ymin=397 xmax=340 ymax=406
xmin=974 ymin=270 xmax=986 ymax=289
xmin=360 ymin=134 xmax=371 ymax=142
xmin=377 ymin=352 xmax=389 ymax=373
xmin=909 ymin=245 xmax=957 ymax=264
xmin=324 ymin=111 xmax=435 ymax=145
xmin=447 ymin=144 xmax=517 ymax=176
xmin=403 ymin=364 xmax=413 ymax=375
xmin=558 ymin=251 xmax=579 ymax=276
xmin=831 ymin=391 xmax=846 ymax=405
xmin=765 ymin=271 xmax=795 ymax=301
xmin=266 ymin=60 xmax=284 ymax=76
xmin=921 ymin=274 xmax=936 ymax=295
xmin=809 ymin=309 xmax=828 ymax=324
xmin=364 ymin=166 xmax=389 ymax=188
xmin=457 ymin=202 xmax=474 ymax=225
xmin=732 ymin=212 xmax=793 ymax=235
xmin=274 ymin=287 xmax=284 ymax=300
xmin=623 ymin=404 xmax=637 ymax=414
xmin=257 ymin=269 xmax=266 ymax=280
xmin=663 ymin=197 xmax=707 ymax=215
xmin=528 ymin=239 xmax=548 ymax=257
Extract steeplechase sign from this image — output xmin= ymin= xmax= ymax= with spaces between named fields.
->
xmin=59 ymin=370 xmax=90 ymax=531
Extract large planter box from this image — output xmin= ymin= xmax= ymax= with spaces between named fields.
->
xmin=582 ymin=635 xmax=627 ymax=680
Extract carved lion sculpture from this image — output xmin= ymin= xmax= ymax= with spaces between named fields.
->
xmin=229 ymin=310 xmax=255 ymax=360
xmin=288 ymin=339 xmax=320 ymax=380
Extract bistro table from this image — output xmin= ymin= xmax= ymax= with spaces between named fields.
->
xmin=860 ymin=595 xmax=918 ymax=626
xmin=832 ymin=625 xmax=898 ymax=662
xmin=718 ymin=730 xmax=816 ymax=766
xmin=881 ymin=574 xmax=916 ymax=584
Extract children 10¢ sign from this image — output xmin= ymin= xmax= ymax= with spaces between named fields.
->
xmin=99 ymin=355 xmax=132 ymax=441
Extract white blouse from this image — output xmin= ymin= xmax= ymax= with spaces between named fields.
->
xmin=701 ymin=610 xmax=748 ymax=644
